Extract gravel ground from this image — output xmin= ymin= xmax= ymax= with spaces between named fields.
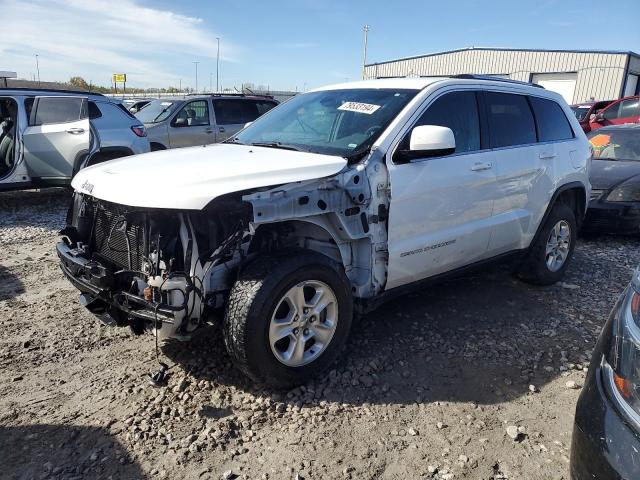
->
xmin=1 ymin=189 xmax=639 ymax=480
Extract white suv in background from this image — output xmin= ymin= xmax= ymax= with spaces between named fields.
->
xmin=0 ymin=88 xmax=149 ymax=191
xmin=58 ymin=76 xmax=590 ymax=387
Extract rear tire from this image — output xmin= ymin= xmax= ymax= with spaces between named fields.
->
xmin=223 ymin=252 xmax=353 ymax=388
xmin=518 ymin=203 xmax=577 ymax=285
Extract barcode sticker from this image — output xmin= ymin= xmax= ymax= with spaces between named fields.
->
xmin=338 ymin=102 xmax=381 ymax=115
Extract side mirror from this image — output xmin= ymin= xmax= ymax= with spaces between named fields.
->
xmin=395 ymin=125 xmax=456 ymax=163
xmin=593 ymin=113 xmax=605 ymax=123
xmin=173 ymin=117 xmax=187 ymax=127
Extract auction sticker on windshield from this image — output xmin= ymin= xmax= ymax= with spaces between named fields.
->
xmin=338 ymin=102 xmax=381 ymax=114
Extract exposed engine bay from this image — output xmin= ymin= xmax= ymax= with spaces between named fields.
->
xmin=57 ymin=162 xmax=390 ymax=340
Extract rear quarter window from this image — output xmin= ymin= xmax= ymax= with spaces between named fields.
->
xmin=529 ymin=96 xmax=574 ymax=142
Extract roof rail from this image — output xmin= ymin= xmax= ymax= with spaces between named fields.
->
xmin=451 ymin=74 xmax=545 ymax=88
xmin=0 ymin=86 xmax=105 ymax=96
xmin=186 ymin=92 xmax=275 ymax=99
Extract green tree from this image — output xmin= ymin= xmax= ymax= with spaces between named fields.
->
xmin=69 ymin=76 xmax=90 ymax=90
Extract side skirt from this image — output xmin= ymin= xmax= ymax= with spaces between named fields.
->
xmin=354 ymin=249 xmax=527 ymax=315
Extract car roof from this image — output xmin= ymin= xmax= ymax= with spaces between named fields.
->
xmin=311 ymin=76 xmax=548 ymax=94
xmin=0 ymin=87 xmax=106 ymax=100
xmin=146 ymin=95 xmax=277 ymax=102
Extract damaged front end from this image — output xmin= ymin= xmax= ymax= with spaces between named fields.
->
xmin=57 ymin=193 xmax=251 ymax=339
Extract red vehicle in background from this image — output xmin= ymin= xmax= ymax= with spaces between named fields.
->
xmin=570 ymin=100 xmax=613 ymax=133
xmin=589 ymin=95 xmax=640 ymax=132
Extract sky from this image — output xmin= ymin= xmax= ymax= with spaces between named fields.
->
xmin=2 ymin=0 xmax=639 ymax=92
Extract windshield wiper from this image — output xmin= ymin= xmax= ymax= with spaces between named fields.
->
xmin=224 ymin=137 xmax=245 ymax=145
xmin=250 ymin=142 xmax=301 ymax=152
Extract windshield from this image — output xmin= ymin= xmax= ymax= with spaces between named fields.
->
xmin=231 ymin=88 xmax=419 ymax=159
xmin=570 ymin=105 xmax=591 ymax=122
xmin=135 ymin=99 xmax=179 ymax=124
xmin=588 ymin=129 xmax=640 ymax=161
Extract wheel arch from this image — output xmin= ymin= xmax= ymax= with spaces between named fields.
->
xmin=251 ymin=219 xmax=348 ymax=268
xmin=532 ymin=181 xmax=587 ymax=247
xmin=150 ymin=142 xmax=167 ymax=151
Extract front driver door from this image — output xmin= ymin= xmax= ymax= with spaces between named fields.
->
xmin=22 ymin=96 xmax=90 ymax=183
xmin=386 ymin=90 xmax=498 ymax=290
xmin=167 ymin=100 xmax=215 ymax=148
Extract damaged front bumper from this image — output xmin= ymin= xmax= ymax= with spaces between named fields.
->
xmin=56 ymin=240 xmax=176 ymax=329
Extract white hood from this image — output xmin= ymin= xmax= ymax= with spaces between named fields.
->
xmin=72 ymin=143 xmax=347 ymax=210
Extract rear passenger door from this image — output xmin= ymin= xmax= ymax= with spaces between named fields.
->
xmin=212 ymin=99 xmax=276 ymax=141
xmin=483 ymin=92 xmax=574 ymax=254
xmin=22 ymin=96 xmax=90 ymax=182
xmin=167 ymin=100 xmax=214 ymax=148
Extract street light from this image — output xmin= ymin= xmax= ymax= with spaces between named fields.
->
xmin=216 ymin=37 xmax=220 ymax=92
xmin=362 ymin=25 xmax=370 ymax=80
xmin=193 ymin=61 xmax=200 ymax=93
xmin=35 ymin=54 xmax=40 ymax=86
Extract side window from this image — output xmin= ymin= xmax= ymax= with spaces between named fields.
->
xmin=88 ymin=102 xmax=102 ymax=119
xmin=410 ymin=91 xmax=481 ymax=153
xmin=213 ymin=99 xmax=246 ymax=125
xmin=603 ymin=102 xmax=621 ymax=120
xmin=256 ymin=101 xmax=277 ymax=116
xmin=484 ymin=92 xmax=536 ymax=148
xmin=529 ymin=96 xmax=574 ymax=142
xmin=619 ymin=98 xmax=640 ymax=118
xmin=29 ymin=97 xmax=87 ymax=126
xmin=172 ymin=100 xmax=210 ymax=127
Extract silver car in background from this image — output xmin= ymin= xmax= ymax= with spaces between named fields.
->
xmin=136 ymin=94 xmax=278 ymax=150
xmin=0 ymin=88 xmax=150 ymax=191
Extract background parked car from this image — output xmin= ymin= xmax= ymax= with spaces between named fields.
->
xmin=570 ymin=100 xmax=613 ymax=133
xmin=126 ymin=99 xmax=151 ymax=114
xmin=570 ymin=267 xmax=640 ymax=480
xmin=136 ymin=94 xmax=278 ymax=150
xmin=589 ymin=95 xmax=640 ymax=131
xmin=0 ymin=88 xmax=149 ymax=191
xmin=584 ymin=124 xmax=640 ymax=233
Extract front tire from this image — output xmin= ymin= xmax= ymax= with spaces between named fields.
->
xmin=223 ymin=252 xmax=353 ymax=388
xmin=518 ymin=203 xmax=577 ymax=285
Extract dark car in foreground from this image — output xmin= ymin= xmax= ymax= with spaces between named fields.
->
xmin=570 ymin=267 xmax=640 ymax=479
xmin=570 ymin=100 xmax=613 ymax=133
xmin=584 ymin=125 xmax=640 ymax=234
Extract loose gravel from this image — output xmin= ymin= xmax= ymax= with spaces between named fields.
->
xmin=1 ymin=189 xmax=638 ymax=480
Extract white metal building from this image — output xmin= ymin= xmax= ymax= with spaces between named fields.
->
xmin=364 ymin=48 xmax=640 ymax=104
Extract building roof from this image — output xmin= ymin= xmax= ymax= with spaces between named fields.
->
xmin=366 ymin=47 xmax=640 ymax=67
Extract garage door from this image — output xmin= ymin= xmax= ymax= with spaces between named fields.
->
xmin=530 ymin=73 xmax=577 ymax=104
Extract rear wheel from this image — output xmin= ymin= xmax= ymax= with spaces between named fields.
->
xmin=518 ymin=203 xmax=577 ymax=285
xmin=223 ymin=252 xmax=353 ymax=388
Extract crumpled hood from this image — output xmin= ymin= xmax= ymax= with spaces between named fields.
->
xmin=590 ymin=159 xmax=640 ymax=190
xmin=72 ymin=143 xmax=347 ymax=210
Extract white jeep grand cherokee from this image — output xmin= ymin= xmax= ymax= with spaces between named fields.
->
xmin=58 ymin=76 xmax=591 ymax=387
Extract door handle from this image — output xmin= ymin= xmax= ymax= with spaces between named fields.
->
xmin=539 ymin=152 xmax=557 ymax=160
xmin=205 ymin=128 xmax=214 ymax=134
xmin=218 ymin=126 xmax=226 ymax=133
xmin=66 ymin=128 xmax=85 ymax=135
xmin=470 ymin=162 xmax=492 ymax=171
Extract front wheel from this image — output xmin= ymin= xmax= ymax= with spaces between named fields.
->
xmin=223 ymin=252 xmax=353 ymax=388
xmin=518 ymin=203 xmax=577 ymax=285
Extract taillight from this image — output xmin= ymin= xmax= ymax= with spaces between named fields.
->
xmin=131 ymin=125 xmax=147 ymax=137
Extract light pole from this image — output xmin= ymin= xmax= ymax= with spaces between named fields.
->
xmin=193 ymin=61 xmax=200 ymax=93
xmin=35 ymin=54 xmax=40 ymax=86
xmin=216 ymin=37 xmax=220 ymax=92
xmin=362 ymin=25 xmax=370 ymax=80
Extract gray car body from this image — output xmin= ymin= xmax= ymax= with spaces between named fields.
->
xmin=140 ymin=95 xmax=278 ymax=150
xmin=0 ymin=88 xmax=150 ymax=191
